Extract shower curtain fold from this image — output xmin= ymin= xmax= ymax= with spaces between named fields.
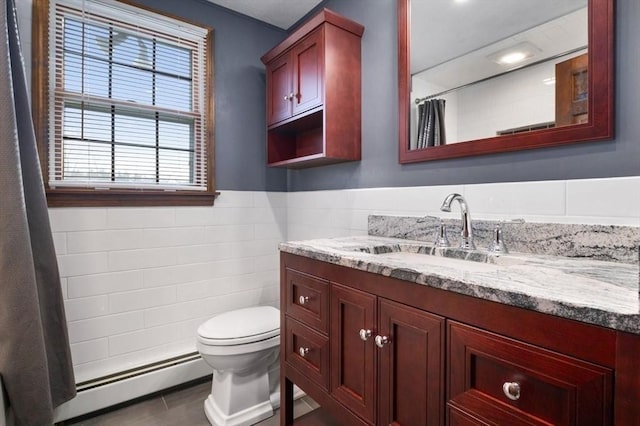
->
xmin=415 ymin=98 xmax=446 ymax=149
xmin=0 ymin=0 xmax=76 ymax=424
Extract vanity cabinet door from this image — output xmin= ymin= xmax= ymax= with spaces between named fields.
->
xmin=330 ymin=282 xmax=377 ymax=424
xmin=448 ymin=321 xmax=613 ymax=426
xmin=378 ymin=298 xmax=445 ymax=426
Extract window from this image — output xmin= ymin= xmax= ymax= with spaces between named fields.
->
xmin=32 ymin=0 xmax=215 ymax=206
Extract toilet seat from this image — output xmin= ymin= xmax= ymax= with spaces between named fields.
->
xmin=197 ymin=306 xmax=280 ymax=346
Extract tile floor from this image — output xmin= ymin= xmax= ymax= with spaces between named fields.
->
xmin=60 ymin=378 xmax=320 ymax=426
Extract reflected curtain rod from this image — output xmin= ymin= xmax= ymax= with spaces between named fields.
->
xmin=414 ymin=45 xmax=587 ymax=104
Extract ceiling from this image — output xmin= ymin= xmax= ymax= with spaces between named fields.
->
xmin=411 ymin=0 xmax=587 ymax=74
xmin=207 ymin=0 xmax=323 ymax=30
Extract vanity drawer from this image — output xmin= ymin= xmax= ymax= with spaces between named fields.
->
xmin=284 ymin=268 xmax=329 ymax=333
xmin=448 ymin=321 xmax=613 ymax=426
xmin=285 ymin=317 xmax=330 ymax=390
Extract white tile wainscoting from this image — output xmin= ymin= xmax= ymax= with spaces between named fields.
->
xmin=47 ymin=177 xmax=639 ymax=421
xmin=287 ymin=176 xmax=640 ymax=241
xmin=51 ymin=191 xmax=288 ymax=384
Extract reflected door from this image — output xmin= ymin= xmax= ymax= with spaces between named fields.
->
xmin=555 ymin=53 xmax=588 ymax=126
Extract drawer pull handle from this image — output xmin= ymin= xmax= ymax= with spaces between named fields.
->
xmin=359 ymin=329 xmax=372 ymax=341
xmin=375 ymin=335 xmax=390 ymax=348
xmin=502 ymin=382 xmax=521 ymax=401
xmin=298 ymin=296 xmax=309 ymax=305
xmin=299 ymin=347 xmax=309 ymax=357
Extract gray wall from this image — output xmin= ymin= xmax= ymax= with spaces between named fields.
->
xmin=287 ymin=0 xmax=640 ymax=191
xmin=132 ymin=0 xmax=289 ymax=191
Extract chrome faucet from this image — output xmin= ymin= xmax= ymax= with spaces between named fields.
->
xmin=440 ymin=193 xmax=475 ymax=250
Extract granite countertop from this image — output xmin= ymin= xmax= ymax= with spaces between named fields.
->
xmin=280 ymin=236 xmax=640 ymax=334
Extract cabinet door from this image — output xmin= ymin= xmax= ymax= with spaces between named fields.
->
xmin=555 ymin=53 xmax=588 ymax=127
xmin=331 ymin=282 xmax=376 ymax=424
xmin=292 ymin=28 xmax=324 ymax=116
xmin=378 ymin=299 xmax=445 ymax=426
xmin=266 ymin=53 xmax=293 ymax=125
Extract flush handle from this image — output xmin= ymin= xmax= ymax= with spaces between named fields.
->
xmin=502 ymin=382 xmax=521 ymax=401
xmin=299 ymin=347 xmax=309 ymax=357
xmin=359 ymin=329 xmax=372 ymax=341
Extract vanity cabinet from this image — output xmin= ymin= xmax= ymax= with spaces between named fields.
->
xmin=280 ymin=252 xmax=640 ymax=425
xmin=282 ymin=262 xmax=444 ymax=425
xmin=261 ymin=9 xmax=363 ymax=168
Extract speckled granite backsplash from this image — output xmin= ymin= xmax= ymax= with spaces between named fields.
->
xmin=368 ymin=215 xmax=640 ymax=265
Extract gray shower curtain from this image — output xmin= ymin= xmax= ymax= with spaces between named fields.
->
xmin=0 ymin=0 xmax=76 ymax=424
xmin=415 ymin=98 xmax=446 ymax=149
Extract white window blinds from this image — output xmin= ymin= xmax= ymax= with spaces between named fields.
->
xmin=48 ymin=0 xmax=210 ymax=191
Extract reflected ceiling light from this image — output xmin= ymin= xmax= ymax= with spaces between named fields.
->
xmin=500 ymin=52 xmax=527 ymax=64
xmin=488 ymin=42 xmax=541 ymax=67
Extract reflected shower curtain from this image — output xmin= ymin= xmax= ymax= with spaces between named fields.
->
xmin=415 ymin=98 xmax=446 ymax=149
xmin=0 ymin=0 xmax=76 ymax=424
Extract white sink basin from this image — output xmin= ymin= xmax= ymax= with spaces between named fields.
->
xmin=374 ymin=251 xmax=501 ymax=272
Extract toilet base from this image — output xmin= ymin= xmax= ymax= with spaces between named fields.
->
xmin=204 ymin=394 xmax=273 ymax=426
xmin=203 ymin=367 xmax=276 ymax=426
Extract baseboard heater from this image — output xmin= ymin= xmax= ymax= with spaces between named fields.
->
xmin=54 ymin=352 xmax=211 ymax=423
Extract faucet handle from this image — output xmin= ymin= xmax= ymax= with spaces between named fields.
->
xmin=435 ymin=222 xmax=450 ymax=248
xmin=487 ymin=224 xmax=508 ymax=254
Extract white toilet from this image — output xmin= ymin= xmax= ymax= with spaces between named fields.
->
xmin=196 ymin=306 xmax=281 ymax=426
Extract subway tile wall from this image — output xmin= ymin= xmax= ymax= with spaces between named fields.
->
xmin=286 ymin=176 xmax=640 ymax=241
xmin=51 ymin=191 xmax=287 ymax=382
xmin=51 ymin=177 xmax=639 ymax=382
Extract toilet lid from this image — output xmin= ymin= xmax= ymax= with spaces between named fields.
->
xmin=197 ymin=306 xmax=280 ymax=345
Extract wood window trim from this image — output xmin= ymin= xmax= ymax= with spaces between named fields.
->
xmin=31 ymin=0 xmax=216 ymax=207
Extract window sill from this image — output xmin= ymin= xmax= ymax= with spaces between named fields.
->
xmin=45 ymin=188 xmax=218 ymax=207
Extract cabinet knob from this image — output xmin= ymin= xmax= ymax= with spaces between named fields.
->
xmin=284 ymin=93 xmax=294 ymax=101
xmin=298 ymin=295 xmax=309 ymax=305
xmin=375 ymin=335 xmax=390 ymax=348
xmin=359 ymin=329 xmax=372 ymax=341
xmin=502 ymin=382 xmax=521 ymax=401
xmin=299 ymin=347 xmax=310 ymax=357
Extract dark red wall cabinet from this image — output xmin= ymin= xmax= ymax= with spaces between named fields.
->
xmin=261 ymin=10 xmax=363 ymax=168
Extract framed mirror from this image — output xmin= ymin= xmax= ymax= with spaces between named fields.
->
xmin=398 ymin=0 xmax=614 ymax=163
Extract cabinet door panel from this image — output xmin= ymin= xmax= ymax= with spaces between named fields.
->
xmin=378 ymin=299 xmax=445 ymax=426
xmin=331 ymin=282 xmax=376 ymax=424
xmin=267 ymin=53 xmax=293 ymax=125
xmin=293 ymin=29 xmax=324 ymax=116
xmin=448 ymin=322 xmax=613 ymax=426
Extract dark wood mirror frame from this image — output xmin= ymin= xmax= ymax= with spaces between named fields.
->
xmin=398 ymin=0 xmax=614 ymax=164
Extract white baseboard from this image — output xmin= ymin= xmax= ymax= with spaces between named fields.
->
xmin=53 ymin=358 xmax=211 ymax=423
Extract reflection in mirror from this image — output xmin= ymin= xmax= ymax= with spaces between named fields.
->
xmin=410 ymin=1 xmax=587 ymax=148
xmin=398 ymin=0 xmax=614 ymax=163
